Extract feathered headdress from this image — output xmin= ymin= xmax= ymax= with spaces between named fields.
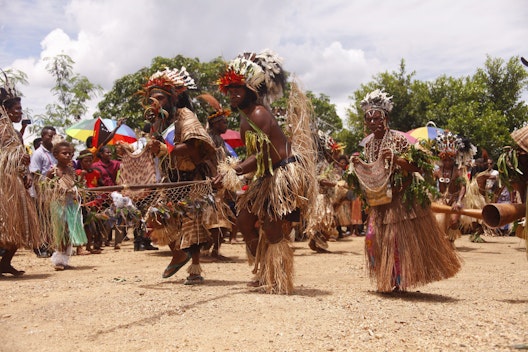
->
xmin=141 ymin=67 xmax=197 ymax=98
xmin=317 ymin=130 xmax=345 ymax=156
xmin=218 ymin=49 xmax=286 ymax=106
xmin=0 ymin=69 xmax=21 ymax=107
xmin=433 ymin=131 xmax=476 ymax=167
xmin=197 ymin=93 xmax=231 ymax=124
xmin=360 ymin=89 xmax=394 ymax=115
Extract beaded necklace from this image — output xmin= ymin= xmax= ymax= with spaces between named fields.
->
xmin=366 ymin=129 xmax=397 ymax=163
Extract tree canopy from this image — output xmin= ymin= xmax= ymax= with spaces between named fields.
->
xmin=346 ymin=56 xmax=528 ymax=159
xmin=36 ymin=54 xmax=103 ymax=130
xmin=96 ymin=55 xmax=229 ymax=129
xmin=8 ymin=53 xmax=526 ymax=159
xmin=96 ymin=56 xmax=342 ymax=136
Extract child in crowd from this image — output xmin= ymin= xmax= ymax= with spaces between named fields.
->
xmin=46 ymin=141 xmax=87 ymax=270
xmin=75 ymin=149 xmax=103 ymax=254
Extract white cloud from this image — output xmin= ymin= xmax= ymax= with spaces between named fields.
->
xmin=1 ymin=0 xmax=527 ymax=134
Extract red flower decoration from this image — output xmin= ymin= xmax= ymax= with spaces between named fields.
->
xmin=217 ymin=70 xmax=246 ymax=94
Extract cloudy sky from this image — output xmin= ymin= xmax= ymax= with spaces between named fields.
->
xmin=1 ymin=0 xmax=527 ymax=133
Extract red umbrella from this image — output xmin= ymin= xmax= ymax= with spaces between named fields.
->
xmin=221 ymin=129 xmax=244 ymax=148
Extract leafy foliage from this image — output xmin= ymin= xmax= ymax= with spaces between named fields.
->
xmin=397 ymin=145 xmax=439 ymax=208
xmin=96 ymin=55 xmax=229 ymax=129
xmin=36 ymin=54 xmax=103 ymax=130
xmin=346 ymin=56 xmax=528 ymax=160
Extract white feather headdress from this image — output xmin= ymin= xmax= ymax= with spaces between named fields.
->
xmin=218 ymin=49 xmax=286 ymax=106
xmin=360 ymin=89 xmax=394 ymax=114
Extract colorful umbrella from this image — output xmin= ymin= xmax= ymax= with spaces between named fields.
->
xmin=65 ymin=118 xmax=99 ymax=142
xmin=359 ymin=130 xmax=417 ymax=147
xmin=407 ymin=122 xmax=444 ymax=141
xmin=224 ymin=141 xmax=238 ymax=157
xmin=162 ymin=124 xmax=175 ymax=152
xmin=221 ymin=129 xmax=244 ymax=148
xmin=65 ymin=117 xmax=137 ymax=145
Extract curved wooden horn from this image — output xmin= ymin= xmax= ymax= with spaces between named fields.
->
xmin=482 ymin=203 xmax=526 ymax=228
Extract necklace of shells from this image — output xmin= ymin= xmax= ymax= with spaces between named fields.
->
xmin=366 ymin=129 xmax=397 ymax=163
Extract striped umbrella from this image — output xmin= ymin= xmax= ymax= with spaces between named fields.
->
xmin=65 ymin=117 xmax=137 ymax=145
xmin=407 ymin=122 xmax=444 ymax=141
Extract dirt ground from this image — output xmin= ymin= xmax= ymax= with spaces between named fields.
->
xmin=1 ymin=233 xmax=528 ymax=352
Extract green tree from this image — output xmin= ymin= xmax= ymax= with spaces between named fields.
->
xmin=346 ymin=59 xmax=418 ymax=149
xmin=37 ymin=54 xmax=103 ymax=129
xmin=430 ymin=56 xmax=528 ymax=158
xmin=346 ymin=56 xmax=528 ymax=160
xmin=0 ymin=68 xmax=37 ymax=136
xmin=96 ymin=55 xmax=229 ymax=129
xmin=307 ymin=92 xmax=342 ymax=133
xmin=0 ymin=68 xmax=29 ymax=89
xmin=472 ymin=56 xmax=528 ymax=133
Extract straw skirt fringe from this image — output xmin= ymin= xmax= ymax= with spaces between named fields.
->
xmin=237 ymin=160 xmax=308 ymax=221
xmin=367 ymin=194 xmax=461 ymax=292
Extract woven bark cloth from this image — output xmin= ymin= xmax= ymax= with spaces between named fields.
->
xmin=0 ymin=110 xmax=42 ymax=248
xmin=117 ymin=147 xmax=157 ymax=202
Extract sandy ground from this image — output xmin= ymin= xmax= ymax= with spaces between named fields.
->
xmin=1 ymin=233 xmax=528 ymax=352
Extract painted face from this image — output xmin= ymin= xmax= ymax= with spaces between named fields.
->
xmin=226 ymin=85 xmax=246 ymax=109
xmin=146 ymin=91 xmax=174 ymax=133
xmin=441 ymin=155 xmax=455 ymax=168
xmin=364 ymin=109 xmax=386 ymax=136
xmin=6 ymin=101 xmax=23 ymax=123
xmin=55 ymin=146 xmax=73 ymax=165
xmin=150 ymin=92 xmax=170 ymax=110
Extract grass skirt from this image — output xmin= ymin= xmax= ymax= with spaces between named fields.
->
xmin=147 ymin=211 xmax=210 ymax=249
xmin=366 ymin=194 xmax=461 ymax=292
xmin=305 ymin=193 xmax=335 ymax=247
xmin=0 ymin=113 xmax=42 ymax=248
xmin=237 ymin=160 xmax=309 ymax=221
xmin=253 ymin=236 xmax=294 ymax=294
xmin=203 ymin=190 xmax=234 ymax=231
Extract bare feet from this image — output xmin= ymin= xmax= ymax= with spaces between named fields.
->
xmin=247 ymin=280 xmax=261 ymax=287
xmin=211 ymin=251 xmax=231 ymax=262
xmin=54 ymin=264 xmax=74 ymax=271
xmin=0 ymin=265 xmax=25 ymax=277
xmin=199 ymin=255 xmax=215 ymax=263
xmin=162 ymin=250 xmax=191 ymax=279
xmin=308 ymin=239 xmax=330 ymax=253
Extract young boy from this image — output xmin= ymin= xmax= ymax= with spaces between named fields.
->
xmin=76 ymin=149 xmax=103 ymax=254
xmin=46 ymin=141 xmax=87 ymax=270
